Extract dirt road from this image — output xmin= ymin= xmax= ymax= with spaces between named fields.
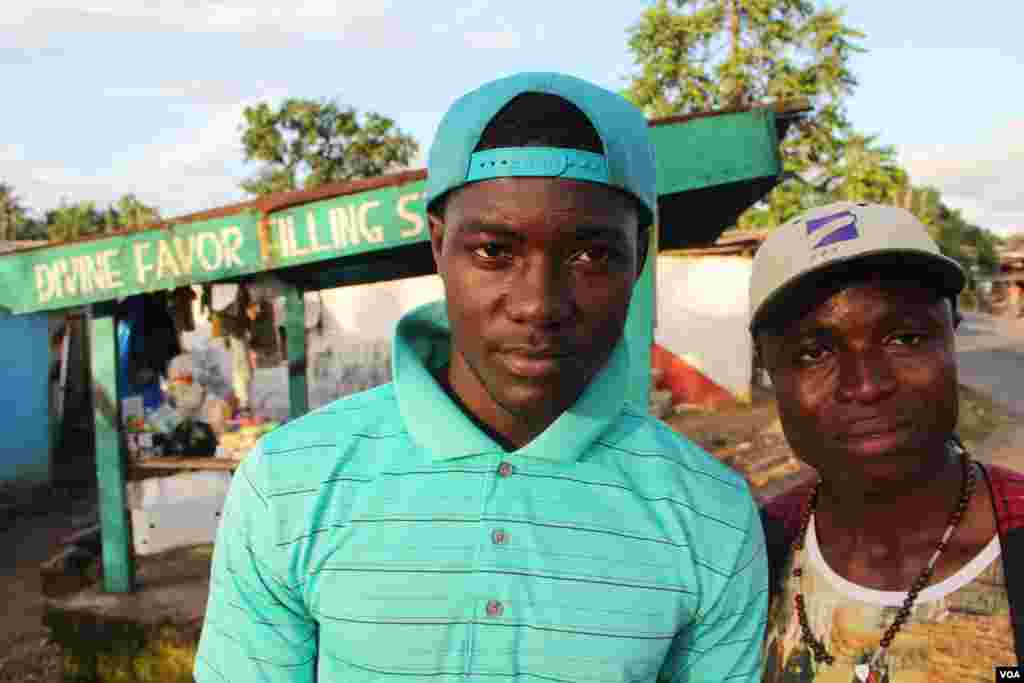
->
xmin=0 ymin=489 xmax=96 ymax=682
xmin=956 ymin=313 xmax=1024 ymax=470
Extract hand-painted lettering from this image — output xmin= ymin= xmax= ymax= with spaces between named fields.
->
xmin=101 ymin=250 xmax=124 ymax=288
xmin=157 ymin=239 xmax=182 ymax=279
xmin=359 ymin=201 xmax=384 ymax=243
xmin=305 ymin=211 xmax=330 ymax=254
xmin=34 ymin=264 xmax=53 ymax=304
xmin=173 ymin=235 xmax=196 ymax=274
xmin=220 ymin=226 xmax=244 ymax=267
xmin=397 ymin=192 xmax=425 ymax=238
xmin=196 ymin=232 xmax=224 ymax=271
xmin=134 ymin=243 xmax=154 ymax=285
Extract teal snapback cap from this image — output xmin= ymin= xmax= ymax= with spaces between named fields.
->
xmin=425 ymin=72 xmax=657 ymax=228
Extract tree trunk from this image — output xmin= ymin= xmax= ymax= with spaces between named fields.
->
xmin=728 ymin=0 xmax=744 ymax=108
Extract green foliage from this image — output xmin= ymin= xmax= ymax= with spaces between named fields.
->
xmin=0 ymin=182 xmax=29 ymax=242
xmin=16 ymin=217 xmax=49 ymax=241
xmin=239 ymin=98 xmax=419 ymax=196
xmin=111 ymin=194 xmax=161 ymax=230
xmin=973 ymin=228 xmax=1000 ymax=273
xmin=44 ymin=194 xmax=161 ymax=243
xmin=46 ymin=201 xmax=104 ymax=243
xmin=625 ymin=0 xmax=914 ymax=227
xmin=901 ymin=185 xmax=1002 ymax=277
xmin=828 ymin=134 xmax=908 ymax=204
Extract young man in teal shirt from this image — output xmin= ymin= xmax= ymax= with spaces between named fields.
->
xmin=195 ymin=72 xmax=768 ymax=682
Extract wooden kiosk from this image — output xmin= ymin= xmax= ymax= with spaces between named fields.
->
xmin=0 ymin=103 xmax=805 ymax=596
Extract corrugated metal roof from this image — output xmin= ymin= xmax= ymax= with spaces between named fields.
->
xmin=0 ymin=240 xmax=48 ymax=255
xmin=661 ymin=228 xmax=769 ymax=257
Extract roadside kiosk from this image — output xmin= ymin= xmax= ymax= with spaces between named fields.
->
xmin=0 ymin=103 xmax=805 ymax=597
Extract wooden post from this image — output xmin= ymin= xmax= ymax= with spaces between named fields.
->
xmin=89 ymin=313 xmax=135 ymax=593
xmin=284 ymin=287 xmax=308 ymax=420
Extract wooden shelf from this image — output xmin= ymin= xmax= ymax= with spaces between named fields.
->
xmin=130 ymin=456 xmax=240 ymax=472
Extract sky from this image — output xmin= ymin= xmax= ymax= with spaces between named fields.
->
xmin=1 ymin=1 xmax=1022 ymax=236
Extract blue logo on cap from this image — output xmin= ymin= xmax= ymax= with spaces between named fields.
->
xmin=806 ymin=210 xmax=859 ymax=249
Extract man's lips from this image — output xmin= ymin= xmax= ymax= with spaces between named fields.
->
xmin=840 ymin=418 xmax=909 ymax=440
xmin=496 ymin=347 xmax=573 ymax=378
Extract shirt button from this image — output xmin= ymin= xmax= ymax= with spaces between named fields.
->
xmin=497 ymin=462 xmax=514 ymax=478
xmin=491 ymin=529 xmax=508 ymax=545
xmin=486 ymin=599 xmax=503 ymax=617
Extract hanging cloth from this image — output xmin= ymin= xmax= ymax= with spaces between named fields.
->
xmin=170 ymin=287 xmax=197 ymax=333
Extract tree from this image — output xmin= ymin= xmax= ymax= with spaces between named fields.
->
xmin=239 ymin=98 xmax=419 ymax=196
xmin=0 ymin=183 xmax=28 ymax=242
xmin=43 ymin=195 xmax=160 ymax=242
xmin=825 ymin=134 xmax=908 ymax=205
xmin=625 ymin=0 xmax=904 ymax=228
xmin=108 ymin=194 xmax=161 ymax=231
xmin=898 ymin=186 xmax=1002 ymax=276
xmin=967 ymin=224 xmax=1000 ymax=274
xmin=46 ymin=201 xmax=104 ymax=243
xmin=16 ymin=217 xmax=49 ymax=241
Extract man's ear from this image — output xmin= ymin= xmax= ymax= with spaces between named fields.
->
xmin=428 ymin=212 xmax=446 ymax=272
xmin=752 ymin=335 xmax=772 ymax=376
xmin=635 ymin=225 xmax=651 ymax=281
xmin=948 ymin=297 xmax=963 ymax=330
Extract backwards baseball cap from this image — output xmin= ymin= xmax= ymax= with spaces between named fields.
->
xmin=425 ymin=72 xmax=657 ymax=228
xmin=749 ymin=201 xmax=967 ymax=333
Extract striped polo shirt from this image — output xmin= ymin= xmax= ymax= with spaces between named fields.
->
xmin=195 ymin=300 xmax=768 ymax=683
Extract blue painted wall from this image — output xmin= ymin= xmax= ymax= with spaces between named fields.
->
xmin=0 ymin=312 xmax=51 ymax=485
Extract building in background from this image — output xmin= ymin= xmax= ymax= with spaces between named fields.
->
xmin=176 ymin=232 xmax=776 ymax=423
xmin=652 ymin=231 xmax=768 ymax=412
xmin=0 ymin=240 xmax=53 ymax=488
xmin=978 ymin=246 xmax=1024 ymax=318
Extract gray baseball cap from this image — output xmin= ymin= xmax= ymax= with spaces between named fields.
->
xmin=749 ymin=201 xmax=967 ymax=333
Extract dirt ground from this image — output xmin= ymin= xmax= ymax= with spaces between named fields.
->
xmin=0 ymin=487 xmax=97 ymax=682
xmin=0 ymin=384 xmax=1013 ymax=681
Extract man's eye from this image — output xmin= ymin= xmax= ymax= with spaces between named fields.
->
xmin=797 ymin=346 xmax=830 ymax=363
xmin=570 ymin=247 xmax=613 ymax=265
xmin=890 ymin=333 xmax=925 ymax=347
xmin=472 ymin=244 xmax=511 ymax=260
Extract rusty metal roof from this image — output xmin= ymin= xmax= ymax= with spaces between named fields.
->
xmin=0 ymin=240 xmax=49 ymax=255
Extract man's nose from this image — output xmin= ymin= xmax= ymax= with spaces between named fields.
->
xmin=505 ymin=257 xmax=573 ymax=325
xmin=837 ymin=349 xmax=897 ymax=404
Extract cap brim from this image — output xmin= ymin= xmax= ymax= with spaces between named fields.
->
xmin=751 ymin=249 xmax=967 ymax=334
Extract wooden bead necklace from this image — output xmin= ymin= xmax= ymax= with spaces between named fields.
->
xmin=790 ymin=444 xmax=976 ymax=682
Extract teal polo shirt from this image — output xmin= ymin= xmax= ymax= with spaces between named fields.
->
xmin=195 ymin=300 xmax=768 ymax=683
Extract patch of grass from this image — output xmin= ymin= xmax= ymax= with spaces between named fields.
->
xmin=956 ymin=383 xmax=1012 ymax=449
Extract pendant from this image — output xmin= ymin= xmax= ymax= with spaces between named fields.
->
xmin=854 ymin=663 xmax=881 ymax=682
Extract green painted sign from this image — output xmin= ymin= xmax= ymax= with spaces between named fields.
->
xmin=268 ymin=181 xmax=428 ymax=267
xmin=0 ymin=180 xmax=428 ymax=315
xmin=0 ymin=108 xmax=792 ymax=316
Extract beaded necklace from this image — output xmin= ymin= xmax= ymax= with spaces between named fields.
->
xmin=790 ymin=444 xmax=976 ymax=682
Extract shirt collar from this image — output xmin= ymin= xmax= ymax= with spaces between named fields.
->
xmin=392 ymin=300 xmax=629 ymax=463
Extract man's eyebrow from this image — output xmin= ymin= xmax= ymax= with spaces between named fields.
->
xmin=574 ymin=225 xmax=629 ymax=241
xmin=790 ymin=305 xmax=946 ymax=340
xmin=452 ymin=222 xmax=629 ymax=242
xmin=788 ymin=324 xmax=835 ymax=342
xmin=455 ymin=223 xmax=523 ymax=239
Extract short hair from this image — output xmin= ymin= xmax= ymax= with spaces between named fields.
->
xmin=475 ymin=92 xmax=604 ymax=153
